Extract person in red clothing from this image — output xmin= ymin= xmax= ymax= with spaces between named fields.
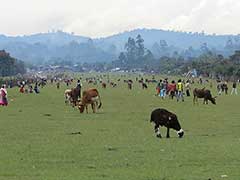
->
xmin=167 ymin=80 xmax=176 ymax=99
xmin=19 ymin=85 xmax=25 ymax=93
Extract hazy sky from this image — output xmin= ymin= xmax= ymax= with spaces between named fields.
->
xmin=0 ymin=0 xmax=239 ymax=37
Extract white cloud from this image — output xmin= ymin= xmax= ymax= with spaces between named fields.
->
xmin=0 ymin=0 xmax=240 ymax=37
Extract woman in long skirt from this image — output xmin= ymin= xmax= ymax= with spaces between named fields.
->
xmin=0 ymin=85 xmax=8 ymax=106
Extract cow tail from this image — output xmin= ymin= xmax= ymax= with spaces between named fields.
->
xmin=98 ymin=95 xmax=102 ymax=109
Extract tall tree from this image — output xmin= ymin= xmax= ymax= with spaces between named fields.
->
xmin=0 ymin=50 xmax=26 ymax=77
xmin=124 ymin=37 xmax=137 ymax=63
xmin=136 ymin=34 xmax=145 ymax=58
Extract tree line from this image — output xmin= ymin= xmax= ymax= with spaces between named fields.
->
xmin=112 ymin=35 xmax=240 ymax=79
xmin=0 ymin=50 xmax=26 ymax=77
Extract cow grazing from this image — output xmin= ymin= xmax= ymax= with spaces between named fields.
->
xmin=78 ymin=88 xmax=102 ymax=113
xmin=193 ymin=88 xmax=216 ymax=105
xmin=150 ymin=108 xmax=184 ymax=138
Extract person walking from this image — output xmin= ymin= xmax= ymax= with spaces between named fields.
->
xmin=34 ymin=83 xmax=40 ymax=94
xmin=231 ymin=81 xmax=238 ymax=95
xmin=185 ymin=80 xmax=191 ymax=97
xmin=176 ymin=79 xmax=184 ymax=102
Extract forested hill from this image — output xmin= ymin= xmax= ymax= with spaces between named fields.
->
xmin=0 ymin=29 xmax=239 ymax=64
xmin=96 ymin=29 xmax=235 ymax=50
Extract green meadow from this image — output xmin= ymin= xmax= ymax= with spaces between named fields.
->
xmin=0 ymin=74 xmax=240 ymax=180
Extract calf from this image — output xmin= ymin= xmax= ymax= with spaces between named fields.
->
xmin=150 ymin=108 xmax=184 ymax=138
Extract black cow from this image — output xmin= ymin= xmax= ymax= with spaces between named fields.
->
xmin=193 ymin=88 xmax=216 ymax=105
xmin=150 ymin=108 xmax=184 ymax=138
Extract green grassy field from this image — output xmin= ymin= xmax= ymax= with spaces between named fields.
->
xmin=0 ymin=74 xmax=240 ymax=180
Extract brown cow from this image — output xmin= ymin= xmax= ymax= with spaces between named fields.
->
xmin=64 ymin=87 xmax=81 ymax=107
xmin=193 ymin=88 xmax=216 ymax=105
xmin=78 ymin=88 xmax=102 ymax=113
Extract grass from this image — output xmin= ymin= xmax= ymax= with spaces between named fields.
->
xmin=0 ymin=74 xmax=240 ymax=180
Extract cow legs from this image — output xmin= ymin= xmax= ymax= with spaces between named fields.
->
xmin=154 ymin=124 xmax=162 ymax=138
xmin=91 ymin=103 xmax=96 ymax=113
xmin=193 ymin=96 xmax=198 ymax=105
xmin=86 ymin=105 xmax=88 ymax=113
xmin=166 ymin=127 xmax=170 ymax=138
xmin=203 ymin=98 xmax=208 ymax=104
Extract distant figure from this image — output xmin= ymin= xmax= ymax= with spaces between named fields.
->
xmin=176 ymin=79 xmax=184 ymax=102
xmin=34 ymin=83 xmax=40 ymax=94
xmin=142 ymin=82 xmax=148 ymax=89
xmin=168 ymin=80 xmax=176 ymax=99
xmin=231 ymin=81 xmax=238 ymax=95
xmin=19 ymin=85 xmax=25 ymax=93
xmin=156 ymin=82 xmax=161 ymax=96
xmin=217 ymin=80 xmax=222 ymax=95
xmin=0 ymin=85 xmax=8 ymax=106
xmin=56 ymin=82 xmax=60 ymax=89
xmin=185 ymin=80 xmax=191 ymax=97
xmin=29 ymin=85 xmax=33 ymax=93
xmin=76 ymin=79 xmax=82 ymax=99
xmin=127 ymin=80 xmax=133 ymax=90
xmin=159 ymin=80 xmax=167 ymax=99
xmin=222 ymin=81 xmax=228 ymax=95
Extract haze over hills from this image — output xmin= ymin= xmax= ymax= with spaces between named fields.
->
xmin=0 ymin=28 xmax=239 ymax=64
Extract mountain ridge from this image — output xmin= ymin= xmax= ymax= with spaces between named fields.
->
xmin=0 ymin=28 xmax=239 ymax=64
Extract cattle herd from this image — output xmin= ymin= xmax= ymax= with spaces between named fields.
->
xmin=3 ymin=74 xmax=237 ymax=138
xmin=59 ymin=75 xmax=234 ymax=139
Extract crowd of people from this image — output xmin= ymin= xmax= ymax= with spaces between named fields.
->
xmin=155 ymin=78 xmax=190 ymax=102
xmin=0 ymin=74 xmax=239 ymax=107
xmin=154 ymin=78 xmax=239 ymax=102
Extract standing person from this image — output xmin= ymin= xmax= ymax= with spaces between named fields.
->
xmin=158 ymin=79 xmax=163 ymax=97
xmin=185 ymin=80 xmax=191 ymax=97
xmin=217 ymin=80 xmax=222 ymax=95
xmin=156 ymin=82 xmax=161 ymax=96
xmin=231 ymin=81 xmax=238 ymax=95
xmin=177 ymin=79 xmax=184 ymax=102
xmin=0 ymin=85 xmax=8 ymax=106
xmin=56 ymin=81 xmax=60 ymax=89
xmin=34 ymin=83 xmax=40 ymax=94
xmin=19 ymin=85 xmax=25 ymax=93
xmin=160 ymin=80 xmax=167 ymax=99
xmin=76 ymin=79 xmax=82 ymax=99
xmin=223 ymin=81 xmax=228 ymax=95
xmin=168 ymin=80 xmax=176 ymax=99
xmin=29 ymin=85 xmax=33 ymax=93
xmin=127 ymin=80 xmax=133 ymax=90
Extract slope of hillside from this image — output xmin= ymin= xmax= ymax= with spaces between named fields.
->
xmin=0 ymin=28 xmax=239 ymax=64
